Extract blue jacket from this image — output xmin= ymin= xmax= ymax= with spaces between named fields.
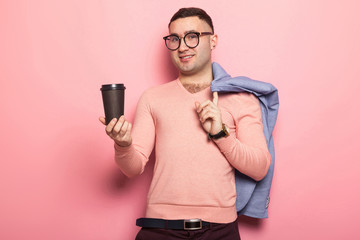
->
xmin=211 ymin=62 xmax=279 ymax=218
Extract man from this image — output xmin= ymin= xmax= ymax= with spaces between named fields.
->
xmin=99 ymin=7 xmax=270 ymax=240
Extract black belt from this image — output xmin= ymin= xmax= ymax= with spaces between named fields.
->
xmin=136 ymin=218 xmax=211 ymax=230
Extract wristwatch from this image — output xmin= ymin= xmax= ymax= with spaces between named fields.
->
xmin=208 ymin=124 xmax=229 ymax=140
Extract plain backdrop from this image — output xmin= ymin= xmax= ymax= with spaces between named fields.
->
xmin=1 ymin=0 xmax=359 ymax=239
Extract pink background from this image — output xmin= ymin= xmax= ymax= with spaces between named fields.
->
xmin=1 ymin=0 xmax=359 ymax=239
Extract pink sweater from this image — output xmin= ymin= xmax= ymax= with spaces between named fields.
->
xmin=114 ymin=79 xmax=271 ymax=223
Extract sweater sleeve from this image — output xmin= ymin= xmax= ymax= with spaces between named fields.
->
xmin=213 ymin=93 xmax=271 ymax=181
xmin=114 ymin=91 xmax=155 ymax=178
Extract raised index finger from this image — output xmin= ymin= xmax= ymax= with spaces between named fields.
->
xmin=213 ymin=92 xmax=218 ymax=106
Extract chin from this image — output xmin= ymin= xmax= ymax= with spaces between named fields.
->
xmin=178 ymin=60 xmax=196 ymax=70
xmin=181 ymin=69 xmax=198 ymax=76
xmin=179 ymin=65 xmax=196 ymax=75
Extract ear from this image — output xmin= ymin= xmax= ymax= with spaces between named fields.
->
xmin=210 ymin=34 xmax=218 ymax=50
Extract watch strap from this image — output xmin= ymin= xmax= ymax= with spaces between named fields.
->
xmin=208 ymin=124 xmax=229 ymax=140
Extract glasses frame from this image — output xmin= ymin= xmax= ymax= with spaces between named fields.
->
xmin=163 ymin=31 xmax=213 ymax=51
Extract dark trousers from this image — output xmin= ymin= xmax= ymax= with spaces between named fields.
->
xmin=135 ymin=220 xmax=241 ymax=240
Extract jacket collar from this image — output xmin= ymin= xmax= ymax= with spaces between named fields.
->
xmin=212 ymin=62 xmax=232 ymax=82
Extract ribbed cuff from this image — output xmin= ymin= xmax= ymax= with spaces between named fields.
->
xmin=212 ymin=135 xmax=237 ymax=154
xmin=114 ymin=141 xmax=133 ymax=153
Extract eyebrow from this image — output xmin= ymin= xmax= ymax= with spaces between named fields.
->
xmin=169 ymin=30 xmax=198 ymax=36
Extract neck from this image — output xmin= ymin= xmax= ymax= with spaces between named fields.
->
xmin=179 ymin=61 xmax=213 ymax=87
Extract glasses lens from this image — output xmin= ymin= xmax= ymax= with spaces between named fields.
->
xmin=184 ymin=33 xmax=199 ymax=48
xmin=165 ymin=36 xmax=180 ymax=50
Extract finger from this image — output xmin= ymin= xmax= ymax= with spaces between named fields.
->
xmin=201 ymin=111 xmax=216 ymax=123
xmin=198 ymin=103 xmax=217 ymax=116
xmin=113 ymin=116 xmax=125 ymax=133
xmin=213 ymin=92 xmax=218 ymax=106
xmin=199 ymin=109 xmax=211 ymax=122
xmin=99 ymin=116 xmax=106 ymax=125
xmin=120 ymin=121 xmax=129 ymax=135
xmin=117 ymin=123 xmax=132 ymax=147
xmin=199 ymin=100 xmax=213 ymax=111
xmin=195 ymin=102 xmax=200 ymax=112
xmin=123 ymin=123 xmax=132 ymax=139
xmin=105 ymin=118 xmax=117 ymax=134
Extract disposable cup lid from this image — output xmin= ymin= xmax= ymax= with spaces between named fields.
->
xmin=100 ymin=83 xmax=126 ymax=91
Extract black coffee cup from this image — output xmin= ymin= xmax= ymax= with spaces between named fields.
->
xmin=100 ymin=84 xmax=126 ymax=125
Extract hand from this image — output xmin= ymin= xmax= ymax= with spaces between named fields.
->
xmin=195 ymin=92 xmax=223 ymax=135
xmin=99 ymin=116 xmax=132 ymax=147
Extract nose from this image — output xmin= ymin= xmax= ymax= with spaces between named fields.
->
xmin=178 ymin=38 xmax=189 ymax=52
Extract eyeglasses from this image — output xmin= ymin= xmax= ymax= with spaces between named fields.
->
xmin=163 ymin=31 xmax=213 ymax=51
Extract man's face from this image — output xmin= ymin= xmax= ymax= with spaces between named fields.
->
xmin=168 ymin=16 xmax=217 ymax=76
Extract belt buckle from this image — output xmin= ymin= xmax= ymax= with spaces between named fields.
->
xmin=184 ymin=219 xmax=202 ymax=230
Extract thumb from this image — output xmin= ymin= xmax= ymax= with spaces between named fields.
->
xmin=99 ymin=116 xmax=106 ymax=125
xmin=213 ymin=92 xmax=218 ymax=106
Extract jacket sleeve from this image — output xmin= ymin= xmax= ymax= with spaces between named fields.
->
xmin=213 ymin=92 xmax=271 ymax=181
xmin=114 ymin=91 xmax=155 ymax=178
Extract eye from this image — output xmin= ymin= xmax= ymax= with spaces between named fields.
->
xmin=187 ymin=33 xmax=198 ymax=39
xmin=169 ymin=36 xmax=179 ymax=42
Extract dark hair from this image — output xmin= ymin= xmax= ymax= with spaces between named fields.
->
xmin=168 ymin=7 xmax=214 ymax=33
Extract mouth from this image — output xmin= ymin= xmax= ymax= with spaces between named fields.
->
xmin=179 ymin=54 xmax=194 ymax=62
